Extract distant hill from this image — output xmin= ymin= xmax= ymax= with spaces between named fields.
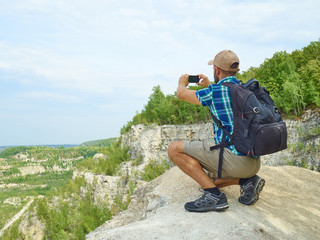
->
xmin=80 ymin=138 xmax=117 ymax=147
xmin=0 ymin=138 xmax=118 ymax=153
xmin=0 ymin=144 xmax=79 ymax=153
xmin=0 ymin=146 xmax=7 ymax=153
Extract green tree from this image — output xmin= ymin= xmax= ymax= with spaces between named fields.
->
xmin=238 ymin=40 xmax=320 ymax=115
xmin=122 ymin=40 xmax=320 ymax=126
xmin=299 ymin=59 xmax=320 ymax=106
xmin=255 ymin=51 xmax=293 ymax=95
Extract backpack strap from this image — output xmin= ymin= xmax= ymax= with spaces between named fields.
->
xmin=208 ymin=110 xmax=232 ymax=178
xmin=243 ymin=78 xmax=259 ymax=89
xmin=208 ymin=82 xmax=235 ymax=178
xmin=208 ymin=110 xmax=233 ymax=142
xmin=210 ymin=130 xmax=232 ymax=178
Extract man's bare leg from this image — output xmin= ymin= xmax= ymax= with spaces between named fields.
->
xmin=168 ymin=141 xmax=215 ymax=189
xmin=168 ymin=141 xmax=239 ymax=189
xmin=213 ymin=178 xmax=239 ymax=188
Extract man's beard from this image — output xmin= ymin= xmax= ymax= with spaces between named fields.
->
xmin=214 ymin=70 xmax=219 ymax=84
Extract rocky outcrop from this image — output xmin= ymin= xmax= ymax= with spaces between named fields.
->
xmin=87 ymin=165 xmax=320 ymax=240
xmin=121 ymin=109 xmax=320 ymax=170
xmin=7 ymin=110 xmax=318 ymax=239
xmin=72 ymin=154 xmax=147 ymax=209
xmin=18 ymin=209 xmax=45 ymax=240
xmin=19 ymin=166 xmax=46 ymax=176
xmin=121 ymin=123 xmax=215 ymax=166
xmin=86 ymin=110 xmax=320 ymax=239
xmin=262 ymin=109 xmax=320 ymax=168
xmin=73 ymin=170 xmax=122 ymax=206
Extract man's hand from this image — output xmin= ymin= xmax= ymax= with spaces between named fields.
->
xmin=197 ymin=74 xmax=211 ymax=88
xmin=177 ymin=74 xmax=201 ymax=105
xmin=179 ymin=74 xmax=189 ymax=87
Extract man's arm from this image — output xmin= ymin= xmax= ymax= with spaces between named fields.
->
xmin=177 ymin=74 xmax=201 ymax=105
xmin=177 ymin=74 xmax=211 ymax=105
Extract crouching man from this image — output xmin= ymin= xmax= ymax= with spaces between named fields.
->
xmin=168 ymin=50 xmax=265 ymax=212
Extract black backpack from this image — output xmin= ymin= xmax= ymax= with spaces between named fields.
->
xmin=210 ymin=79 xmax=287 ymax=178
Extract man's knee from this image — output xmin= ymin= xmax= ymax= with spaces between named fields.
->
xmin=168 ymin=141 xmax=184 ymax=160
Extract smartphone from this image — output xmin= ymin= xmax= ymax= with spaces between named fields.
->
xmin=188 ymin=75 xmax=200 ymax=83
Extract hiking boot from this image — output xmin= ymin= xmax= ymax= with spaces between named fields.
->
xmin=238 ymin=175 xmax=265 ymax=205
xmin=184 ymin=190 xmax=229 ymax=212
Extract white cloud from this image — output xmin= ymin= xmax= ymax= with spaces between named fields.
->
xmin=23 ymin=91 xmax=81 ymax=103
xmin=1 ymin=0 xmax=320 ymax=145
xmin=0 ymin=41 xmax=115 ymax=93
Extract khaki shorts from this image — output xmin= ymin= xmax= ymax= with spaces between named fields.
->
xmin=184 ymin=140 xmax=261 ymax=179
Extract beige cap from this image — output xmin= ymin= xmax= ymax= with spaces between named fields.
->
xmin=208 ymin=50 xmax=240 ymax=72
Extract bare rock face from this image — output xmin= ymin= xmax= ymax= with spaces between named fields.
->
xmin=73 ymin=170 xmax=122 ymax=206
xmin=72 ymin=169 xmax=146 ymax=208
xmin=19 ymin=210 xmax=45 ymax=240
xmin=18 ymin=166 xmax=46 ymax=176
xmin=121 ymin=123 xmax=215 ymax=165
xmin=262 ymin=109 xmax=320 ymax=168
xmin=121 ymin=110 xmax=320 ymax=170
xmin=86 ymin=165 xmax=320 ymax=240
xmin=3 ymin=197 xmax=21 ymax=206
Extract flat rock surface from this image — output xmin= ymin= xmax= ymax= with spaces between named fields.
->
xmin=87 ymin=165 xmax=320 ymax=240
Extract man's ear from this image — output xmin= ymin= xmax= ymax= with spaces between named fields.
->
xmin=215 ymin=67 xmax=221 ymax=76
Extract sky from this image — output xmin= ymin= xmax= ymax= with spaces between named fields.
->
xmin=0 ymin=0 xmax=320 ymax=146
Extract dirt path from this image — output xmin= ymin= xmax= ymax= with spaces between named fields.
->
xmin=0 ymin=198 xmax=34 ymax=237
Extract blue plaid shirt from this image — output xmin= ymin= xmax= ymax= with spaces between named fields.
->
xmin=195 ymin=76 xmax=244 ymax=156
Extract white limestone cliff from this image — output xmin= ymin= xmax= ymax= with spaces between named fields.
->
xmin=121 ymin=109 xmax=320 ymax=169
xmin=87 ymin=109 xmax=320 ymax=240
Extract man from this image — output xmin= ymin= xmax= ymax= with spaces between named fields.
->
xmin=168 ymin=50 xmax=265 ymax=212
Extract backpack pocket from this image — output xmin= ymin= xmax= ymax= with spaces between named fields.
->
xmin=250 ymin=121 xmax=287 ymax=157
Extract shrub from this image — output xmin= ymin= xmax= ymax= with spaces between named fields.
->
xmin=141 ymin=159 xmax=170 ymax=182
xmin=237 ymin=40 xmax=320 ymax=116
xmin=121 ymin=85 xmax=210 ymax=133
xmin=76 ymin=139 xmax=130 ymax=176
xmin=2 ymin=167 xmax=21 ymax=176
xmin=36 ymin=179 xmax=112 ymax=239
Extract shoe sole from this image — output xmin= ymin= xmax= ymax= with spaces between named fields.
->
xmin=185 ymin=203 xmax=229 ymax=213
xmin=247 ymin=178 xmax=265 ymax=205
